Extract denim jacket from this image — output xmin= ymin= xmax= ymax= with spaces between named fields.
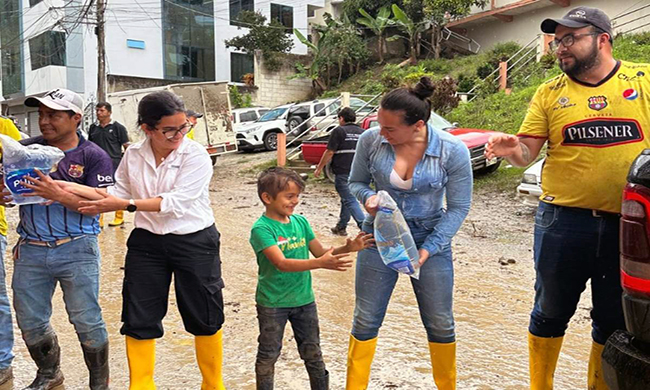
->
xmin=349 ymin=124 xmax=473 ymax=256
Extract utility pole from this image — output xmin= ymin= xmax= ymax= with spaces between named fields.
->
xmin=96 ymin=0 xmax=106 ymax=102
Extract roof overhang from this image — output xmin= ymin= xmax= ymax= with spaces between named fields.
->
xmin=448 ymin=0 xmax=571 ymax=29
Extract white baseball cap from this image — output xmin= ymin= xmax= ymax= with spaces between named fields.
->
xmin=25 ymin=88 xmax=84 ymax=115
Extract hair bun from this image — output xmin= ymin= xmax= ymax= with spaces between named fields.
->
xmin=412 ymin=77 xmax=434 ymax=100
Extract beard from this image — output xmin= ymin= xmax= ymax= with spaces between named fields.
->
xmin=558 ymin=40 xmax=601 ymax=79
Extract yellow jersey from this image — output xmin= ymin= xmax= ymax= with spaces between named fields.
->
xmin=0 ymin=117 xmax=23 ymax=236
xmin=518 ymin=61 xmax=650 ymax=213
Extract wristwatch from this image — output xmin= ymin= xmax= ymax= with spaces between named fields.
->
xmin=126 ymin=199 xmax=137 ymax=212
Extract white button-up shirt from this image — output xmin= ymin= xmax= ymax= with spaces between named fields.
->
xmin=107 ymin=137 xmax=215 ymax=235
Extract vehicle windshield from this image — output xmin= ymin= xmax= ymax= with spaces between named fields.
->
xmin=258 ymin=107 xmax=288 ymax=122
xmin=427 ymin=111 xmax=454 ymax=130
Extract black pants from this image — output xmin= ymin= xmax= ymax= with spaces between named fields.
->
xmin=256 ymin=302 xmax=328 ymax=389
xmin=120 ymin=225 xmax=225 ymax=339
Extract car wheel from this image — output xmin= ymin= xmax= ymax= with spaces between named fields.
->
xmin=324 ymin=163 xmax=335 ymax=183
xmin=288 ymin=115 xmax=307 ymax=135
xmin=263 ymin=132 xmax=278 ymax=151
xmin=475 ymin=159 xmax=501 ymax=175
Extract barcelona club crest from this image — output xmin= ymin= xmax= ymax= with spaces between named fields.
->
xmin=68 ymin=164 xmax=84 ymax=178
xmin=588 ymin=96 xmax=608 ymax=111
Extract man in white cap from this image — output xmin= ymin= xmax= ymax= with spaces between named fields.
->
xmin=486 ymin=7 xmax=650 ymax=390
xmin=1 ymin=88 xmax=114 ymax=389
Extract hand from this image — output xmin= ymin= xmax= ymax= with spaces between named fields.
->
xmin=345 ymin=232 xmax=374 ymax=252
xmin=318 ymin=247 xmax=353 ymax=271
xmin=418 ymin=248 xmax=430 ymax=266
xmin=78 ymin=190 xmax=128 ymax=215
xmin=314 ymin=167 xmax=322 ymax=178
xmin=0 ymin=189 xmax=13 ymax=206
xmin=485 ymin=133 xmax=520 ymax=160
xmin=22 ymin=170 xmax=65 ymax=202
xmin=364 ymin=195 xmax=379 ymax=216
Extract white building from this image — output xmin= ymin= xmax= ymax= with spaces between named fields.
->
xmin=0 ymin=0 xmax=325 ymax=135
xmin=448 ymin=0 xmax=650 ymax=52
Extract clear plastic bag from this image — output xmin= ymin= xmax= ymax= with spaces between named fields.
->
xmin=0 ymin=134 xmax=65 ymax=205
xmin=373 ymin=190 xmax=421 ymax=279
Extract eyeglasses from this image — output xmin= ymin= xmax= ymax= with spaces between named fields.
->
xmin=549 ymin=33 xmax=599 ymax=51
xmin=155 ymin=122 xmax=193 ymax=139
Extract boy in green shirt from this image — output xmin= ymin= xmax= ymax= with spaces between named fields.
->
xmin=250 ymin=167 xmax=372 ymax=390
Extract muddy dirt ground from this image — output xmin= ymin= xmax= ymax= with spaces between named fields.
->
xmin=1 ymin=151 xmax=595 ymax=389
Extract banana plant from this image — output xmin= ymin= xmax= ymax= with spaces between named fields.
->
xmin=293 ymin=28 xmax=326 ymax=93
xmin=357 ymin=6 xmax=392 ymax=64
xmin=390 ymin=4 xmax=426 ymax=65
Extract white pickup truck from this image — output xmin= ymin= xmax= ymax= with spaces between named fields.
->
xmin=107 ymin=81 xmax=237 ymax=165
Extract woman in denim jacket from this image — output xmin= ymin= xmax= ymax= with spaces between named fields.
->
xmin=345 ymin=77 xmax=473 ymax=390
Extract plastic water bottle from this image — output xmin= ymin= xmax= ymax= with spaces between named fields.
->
xmin=373 ymin=191 xmax=421 ymax=279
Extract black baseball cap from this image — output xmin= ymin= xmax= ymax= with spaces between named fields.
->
xmin=541 ymin=6 xmax=613 ymax=37
xmin=186 ymin=110 xmax=203 ymax=118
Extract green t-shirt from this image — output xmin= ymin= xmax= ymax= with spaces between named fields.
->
xmin=249 ymin=213 xmax=316 ymax=308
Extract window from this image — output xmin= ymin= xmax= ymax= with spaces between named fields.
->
xmin=230 ymin=0 xmax=254 ymax=26
xmin=1 ymin=0 xmax=23 ymax=95
xmin=126 ymin=39 xmax=145 ymax=49
xmin=271 ymin=4 xmax=293 ymax=33
xmin=314 ymin=103 xmax=325 ymax=117
xmin=29 ymin=31 xmax=66 ymax=70
xmin=29 ymin=0 xmax=43 ymax=6
xmin=230 ymin=52 xmax=253 ymax=83
xmin=163 ymin=0 xmax=215 ymax=81
xmin=239 ymin=110 xmax=257 ymax=122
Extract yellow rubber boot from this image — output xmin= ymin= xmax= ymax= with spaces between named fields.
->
xmin=346 ymin=335 xmax=377 ymax=390
xmin=126 ymin=336 xmax=156 ymax=390
xmin=587 ymin=341 xmax=608 ymax=390
xmin=529 ymin=333 xmax=564 ymax=390
xmin=109 ymin=210 xmax=125 ymax=226
xmin=195 ymin=329 xmax=226 ymax=390
xmin=428 ymin=341 xmax=456 ymax=390
xmin=98 ymin=213 xmax=104 ymax=229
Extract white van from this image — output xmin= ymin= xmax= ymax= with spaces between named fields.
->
xmin=231 ymin=107 xmax=269 ymax=131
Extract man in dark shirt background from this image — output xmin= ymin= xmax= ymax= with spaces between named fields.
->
xmin=88 ymin=101 xmax=129 ymax=227
xmin=314 ymin=107 xmax=365 ymax=236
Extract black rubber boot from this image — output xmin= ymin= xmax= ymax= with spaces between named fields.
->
xmin=308 ymin=370 xmax=329 ymax=390
xmin=23 ymin=334 xmax=64 ymax=390
xmin=82 ymin=343 xmax=110 ymax=390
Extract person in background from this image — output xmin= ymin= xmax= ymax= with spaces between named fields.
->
xmin=58 ymin=91 xmax=225 ymax=390
xmin=0 ymin=115 xmax=22 ymax=386
xmin=485 ymin=7 xmax=649 ymax=389
xmin=10 ymin=88 xmax=114 ymax=389
xmin=346 ymin=77 xmax=472 ymax=390
xmin=88 ymin=101 xmax=130 ymax=227
xmin=185 ymin=110 xmax=203 ymax=141
xmin=314 ymin=108 xmax=365 ymax=236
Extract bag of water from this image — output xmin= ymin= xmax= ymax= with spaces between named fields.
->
xmin=374 ymin=190 xmax=421 ymax=279
xmin=0 ymin=134 xmax=65 ymax=205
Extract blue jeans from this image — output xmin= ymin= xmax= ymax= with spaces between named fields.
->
xmin=12 ymin=236 xmax=108 ymax=348
xmin=334 ymin=174 xmax=365 ymax=230
xmin=529 ymin=202 xmax=625 ymax=345
xmin=256 ymin=302 xmax=327 ymax=388
xmin=352 ymin=216 xmax=455 ymax=343
xmin=0 ymin=234 xmax=13 ymax=370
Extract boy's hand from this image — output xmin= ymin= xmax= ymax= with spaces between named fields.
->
xmin=318 ymin=247 xmax=353 ymax=271
xmin=345 ymin=232 xmax=374 ymax=252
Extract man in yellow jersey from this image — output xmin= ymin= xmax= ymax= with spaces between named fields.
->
xmin=485 ymin=6 xmax=650 ymax=390
xmin=0 ymin=116 xmax=22 ymax=385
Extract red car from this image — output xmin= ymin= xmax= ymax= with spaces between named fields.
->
xmin=301 ymin=111 xmax=503 ymax=182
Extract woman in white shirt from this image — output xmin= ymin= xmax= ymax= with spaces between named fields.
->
xmin=62 ymin=91 xmax=225 ymax=390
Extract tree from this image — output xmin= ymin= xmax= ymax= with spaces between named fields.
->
xmin=391 ymin=4 xmax=426 ymax=65
xmin=357 ymin=6 xmax=392 ymax=64
xmin=423 ymin=0 xmax=488 ymax=59
xmin=224 ymin=11 xmax=294 ymax=73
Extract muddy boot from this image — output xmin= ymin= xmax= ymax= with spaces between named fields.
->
xmin=82 ymin=343 xmax=110 ymax=390
xmin=428 ymin=341 xmax=456 ymax=390
xmin=308 ymin=370 xmax=329 ymax=390
xmin=346 ymin=335 xmax=377 ymax=390
xmin=23 ymin=334 xmax=64 ymax=390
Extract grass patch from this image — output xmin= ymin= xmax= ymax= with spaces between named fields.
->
xmin=246 ymin=158 xmax=277 ymax=174
xmin=473 ymin=164 xmax=527 ymax=194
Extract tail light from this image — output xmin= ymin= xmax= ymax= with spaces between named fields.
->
xmin=621 ymin=183 xmax=650 ymax=297
xmin=310 ymin=126 xmax=317 ymax=132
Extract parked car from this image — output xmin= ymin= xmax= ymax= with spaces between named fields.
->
xmin=301 ymin=111 xmax=503 ymax=182
xmin=236 ymin=104 xmax=292 ymax=151
xmin=602 ymin=149 xmax=650 ymax=389
xmin=285 ymin=97 xmax=376 ymax=135
xmin=231 ymin=107 xmax=269 ymax=132
xmin=517 ymin=159 xmax=544 ymax=206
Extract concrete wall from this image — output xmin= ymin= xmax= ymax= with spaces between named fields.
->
xmin=254 ymin=54 xmax=312 ymax=107
xmin=462 ymin=0 xmax=650 ymax=52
